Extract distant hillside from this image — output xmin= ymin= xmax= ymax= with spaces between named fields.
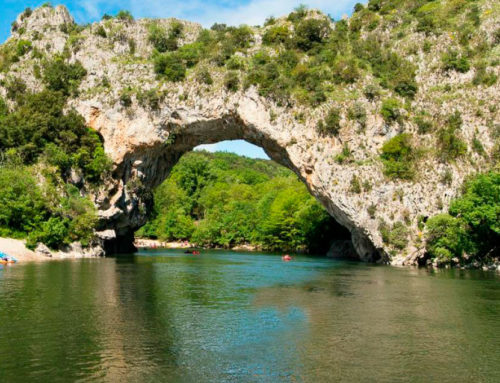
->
xmin=137 ymin=151 xmax=346 ymax=253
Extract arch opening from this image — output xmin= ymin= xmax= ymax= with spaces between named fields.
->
xmin=134 ymin=142 xmax=353 ymax=256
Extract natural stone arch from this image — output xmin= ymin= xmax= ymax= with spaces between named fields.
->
xmin=3 ymin=5 xmax=497 ymax=265
xmin=81 ymin=91 xmax=382 ymax=262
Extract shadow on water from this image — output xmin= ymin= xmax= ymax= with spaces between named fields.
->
xmin=0 ymin=251 xmax=499 ymax=382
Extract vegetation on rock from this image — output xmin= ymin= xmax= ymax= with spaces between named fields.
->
xmin=0 ymin=52 xmax=110 ymax=249
xmin=425 ymin=172 xmax=499 ymax=263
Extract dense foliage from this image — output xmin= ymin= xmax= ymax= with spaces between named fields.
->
xmin=137 ymin=151 xmax=345 ymax=253
xmin=0 ymin=55 xmax=110 ymax=249
xmin=425 ymin=172 xmax=499 ymax=262
xmin=0 ymin=166 xmax=98 ymax=249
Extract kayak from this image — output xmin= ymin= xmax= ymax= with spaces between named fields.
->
xmin=0 ymin=252 xmax=17 ymax=264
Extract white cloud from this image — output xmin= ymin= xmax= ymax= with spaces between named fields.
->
xmin=194 ymin=0 xmax=356 ymax=27
xmin=72 ymin=0 xmax=357 ymax=26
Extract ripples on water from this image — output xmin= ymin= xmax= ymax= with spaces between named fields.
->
xmin=0 ymin=249 xmax=499 ymax=382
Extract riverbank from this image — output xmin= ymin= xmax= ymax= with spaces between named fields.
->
xmin=0 ymin=237 xmax=103 ymax=263
xmin=134 ymin=238 xmax=260 ymax=252
xmin=0 ymin=238 xmax=47 ymax=262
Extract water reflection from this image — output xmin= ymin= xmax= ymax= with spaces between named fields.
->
xmin=0 ymin=251 xmax=498 ymax=382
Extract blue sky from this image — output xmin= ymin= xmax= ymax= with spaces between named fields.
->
xmin=0 ymin=0 xmax=358 ymax=158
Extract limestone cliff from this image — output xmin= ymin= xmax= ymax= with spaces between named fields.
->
xmin=0 ymin=2 xmax=498 ymax=264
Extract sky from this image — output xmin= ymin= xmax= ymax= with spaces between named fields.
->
xmin=0 ymin=0 xmax=359 ymax=158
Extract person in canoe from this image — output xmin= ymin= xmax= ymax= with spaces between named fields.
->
xmin=0 ymin=252 xmax=17 ymax=264
xmin=282 ymin=254 xmax=292 ymax=262
xmin=184 ymin=250 xmax=201 ymax=255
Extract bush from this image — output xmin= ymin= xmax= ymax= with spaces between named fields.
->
xmin=294 ymin=19 xmax=331 ymax=51
xmin=394 ymin=79 xmax=418 ymax=99
xmin=0 ymin=167 xmax=48 ymax=238
xmin=442 ymin=50 xmax=470 ymax=73
xmin=277 ymin=50 xmax=299 ymax=71
xmin=137 ymin=89 xmax=163 ymax=110
xmin=317 ymin=108 xmax=341 ymax=136
xmin=379 ymin=220 xmax=409 ymax=250
xmin=119 ymin=90 xmax=132 ymax=107
xmin=148 ymin=23 xmax=178 ymax=52
xmin=0 ymin=96 xmax=8 ymax=117
xmin=197 ymin=68 xmax=213 ymax=85
xmin=367 ymin=204 xmax=376 ymax=219
xmin=27 ymin=217 xmax=69 ymax=250
xmin=153 ymin=53 xmax=186 ymax=81
xmin=5 ymin=77 xmax=26 ymax=100
xmin=263 ymin=25 xmax=290 ymax=45
xmin=354 ymin=3 xmax=364 ymax=13
xmin=473 ymin=62 xmax=497 ymax=87
xmin=364 ymin=84 xmax=380 ymax=100
xmin=170 ymin=21 xmax=184 ymax=38
xmin=16 ymin=40 xmax=32 ymax=56
xmin=288 ymin=4 xmax=309 ymax=22
xmin=0 ymin=90 xmax=110 ymax=181
xmin=331 ymin=57 xmax=360 ymax=84
xmin=448 ymin=172 xmax=500 ymax=258
xmin=43 ymin=57 xmax=87 ymax=96
xmin=224 ymin=71 xmax=240 ymax=91
xmin=226 ymin=56 xmax=244 ymax=70
xmin=425 ymin=214 xmax=466 ymax=260
xmin=178 ymin=43 xmax=203 ymax=67
xmin=116 ymin=10 xmax=134 ymax=22
xmin=438 ymin=111 xmax=467 ymax=161
xmin=21 ymin=7 xmax=33 ymax=20
xmin=414 ymin=113 xmax=433 ymax=134
xmin=380 ymin=133 xmax=415 ymax=180
xmin=95 ymin=25 xmax=107 ymax=38
xmin=228 ymin=26 xmax=254 ymax=50
xmin=426 ymin=172 xmax=499 ymax=262
xmin=348 ymin=103 xmax=367 ymax=128
xmin=350 ymin=175 xmax=362 ymax=194
xmin=380 ymin=98 xmax=401 ymax=123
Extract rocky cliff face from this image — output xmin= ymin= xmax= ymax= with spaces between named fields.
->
xmin=1 ymin=3 xmax=498 ymax=264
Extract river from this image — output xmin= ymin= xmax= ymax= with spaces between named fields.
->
xmin=0 ymin=249 xmax=499 ymax=382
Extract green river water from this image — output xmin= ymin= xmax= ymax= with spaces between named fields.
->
xmin=0 ymin=249 xmax=499 ymax=382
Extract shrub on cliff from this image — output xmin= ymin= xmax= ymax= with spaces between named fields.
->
xmin=148 ymin=23 xmax=179 ymax=53
xmin=224 ymin=71 xmax=240 ymax=91
xmin=263 ymin=25 xmax=290 ymax=45
xmin=0 ymin=90 xmax=110 ymax=182
xmin=442 ymin=49 xmax=470 ymax=73
xmin=42 ymin=57 xmax=87 ymax=96
xmin=438 ymin=111 xmax=467 ymax=161
xmin=381 ymin=98 xmax=402 ymax=124
xmin=317 ymin=108 xmax=341 ymax=136
xmin=293 ymin=18 xmax=331 ymax=51
xmin=154 ymin=53 xmax=186 ymax=81
xmin=426 ymin=172 xmax=500 ymax=262
xmin=380 ymin=133 xmax=415 ymax=180
xmin=116 ymin=10 xmax=134 ymax=22
xmin=379 ymin=220 xmax=409 ymax=250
